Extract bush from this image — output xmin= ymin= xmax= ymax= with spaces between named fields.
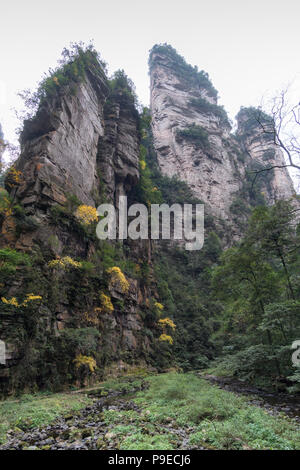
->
xmin=176 ymin=124 xmax=210 ymax=149
xmin=189 ymin=98 xmax=230 ymax=126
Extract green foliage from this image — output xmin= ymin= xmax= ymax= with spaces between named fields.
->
xmin=136 ymin=145 xmax=163 ymax=205
xmin=211 ymin=200 xmax=300 ymax=387
xmin=135 ymin=373 xmax=300 ymax=450
xmin=189 ymin=97 xmax=230 ymax=127
xmin=108 ymin=69 xmax=137 ymax=106
xmin=0 ymin=248 xmax=31 ymax=279
xmin=0 ymin=392 xmax=91 ymax=444
xmin=57 ymin=327 xmax=100 ymax=356
xmin=154 ymin=234 xmax=222 ymax=370
xmin=236 ymin=106 xmax=275 ymax=138
xmin=19 ymin=42 xmax=107 ymax=117
xmin=229 ymin=197 xmax=251 ymax=217
xmin=176 ymin=124 xmax=210 ymax=149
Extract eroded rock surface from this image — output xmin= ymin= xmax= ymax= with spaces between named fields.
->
xmin=150 ymin=48 xmax=296 ymax=231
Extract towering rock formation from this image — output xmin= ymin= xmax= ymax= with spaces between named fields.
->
xmin=0 ymin=44 xmax=297 ymax=395
xmin=149 ymin=45 xmax=295 ymax=233
xmin=0 ymin=124 xmax=4 ymax=168
xmin=0 ymin=53 xmax=156 ymax=394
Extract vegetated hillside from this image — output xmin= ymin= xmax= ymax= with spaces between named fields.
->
xmin=140 ymin=100 xmax=300 ymax=392
xmin=0 ymin=45 xmax=175 ymax=395
xmin=0 ymin=42 xmax=299 ymax=398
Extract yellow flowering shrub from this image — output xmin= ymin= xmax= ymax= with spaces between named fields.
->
xmin=1 ymin=297 xmax=19 ymax=307
xmin=154 ymin=302 xmax=164 ymax=312
xmin=84 ymin=309 xmax=100 ymax=325
xmin=158 ymin=317 xmax=176 ymax=331
xmin=157 ymin=315 xmax=175 ymax=346
xmin=83 ymin=294 xmax=113 ymax=325
xmin=107 ymin=267 xmax=129 ymax=294
xmin=74 ymin=354 xmax=97 ymax=373
xmin=140 ymin=160 xmax=146 ymax=170
xmin=6 ymin=166 xmax=22 ymax=188
xmin=99 ymin=292 xmax=114 ymax=313
xmin=159 ymin=334 xmax=173 ymax=345
xmin=75 ymin=205 xmax=98 ymax=225
xmin=48 ymin=256 xmax=81 ymax=269
xmin=1 ymin=293 xmax=42 ymax=308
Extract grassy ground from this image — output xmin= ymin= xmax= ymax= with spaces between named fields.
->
xmin=102 ymin=373 xmax=300 ymax=450
xmin=1 ymin=372 xmax=300 ymax=450
xmin=0 ymin=391 xmax=92 ymax=445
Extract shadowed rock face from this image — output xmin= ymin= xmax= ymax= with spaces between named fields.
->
xmin=16 ymin=73 xmax=108 ymax=212
xmin=150 ymin=50 xmax=296 ymax=231
xmin=14 ymin=68 xmax=140 ymax=217
xmin=0 ymin=63 xmax=153 ymax=395
xmin=0 ymin=124 xmax=4 ymax=167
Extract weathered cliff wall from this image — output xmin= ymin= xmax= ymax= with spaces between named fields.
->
xmin=149 ymin=45 xmax=296 ymax=235
xmin=0 ymin=57 xmax=158 ymax=394
xmin=0 ymin=124 xmax=4 ymax=163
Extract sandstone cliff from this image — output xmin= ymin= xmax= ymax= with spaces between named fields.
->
xmin=149 ymin=45 xmax=295 ymax=236
xmin=0 ymin=124 xmax=4 ymax=168
xmin=0 ymin=44 xmax=298 ymax=395
xmin=0 ymin=52 xmax=157 ymax=394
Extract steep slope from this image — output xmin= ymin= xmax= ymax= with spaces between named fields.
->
xmin=0 ymin=124 xmax=4 ymax=169
xmin=149 ymin=44 xmax=295 ymax=234
xmin=0 ymin=51 xmax=159 ymax=395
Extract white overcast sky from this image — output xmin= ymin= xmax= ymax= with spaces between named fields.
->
xmin=0 ymin=0 xmax=299 ymax=151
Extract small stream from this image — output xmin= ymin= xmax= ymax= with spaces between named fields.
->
xmin=202 ymin=374 xmax=300 ymax=423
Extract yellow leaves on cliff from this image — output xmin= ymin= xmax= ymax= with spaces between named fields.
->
xmin=99 ymin=292 xmax=114 ymax=314
xmin=158 ymin=316 xmax=176 ymax=346
xmin=75 ymin=205 xmax=98 ymax=225
xmin=22 ymin=294 xmax=43 ymax=306
xmin=1 ymin=297 xmax=19 ymax=307
xmin=140 ymin=160 xmax=146 ymax=171
xmin=107 ymin=266 xmax=129 ymax=294
xmin=48 ymin=256 xmax=81 ymax=269
xmin=158 ymin=317 xmax=176 ymax=331
xmin=83 ymin=293 xmax=114 ymax=325
xmin=159 ymin=334 xmax=173 ymax=345
xmin=1 ymin=293 xmax=42 ymax=308
xmin=73 ymin=354 xmax=97 ymax=373
xmin=6 ymin=166 xmax=22 ymax=188
xmin=154 ymin=302 xmax=164 ymax=312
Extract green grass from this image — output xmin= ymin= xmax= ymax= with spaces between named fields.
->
xmin=0 ymin=391 xmax=92 ymax=444
xmin=1 ymin=373 xmax=300 ymax=450
xmin=132 ymin=373 xmax=300 ymax=450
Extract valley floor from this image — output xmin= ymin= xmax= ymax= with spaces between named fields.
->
xmin=0 ymin=372 xmax=299 ymax=450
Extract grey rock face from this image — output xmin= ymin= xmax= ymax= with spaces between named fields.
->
xmin=0 ymin=64 xmax=149 ymax=395
xmin=14 ymin=69 xmax=140 ymax=215
xmin=97 ymin=98 xmax=140 ymax=204
xmin=150 ymin=50 xmax=296 ymax=230
xmin=0 ymin=123 xmax=4 ymax=167
xmin=236 ymin=108 xmax=295 ymax=205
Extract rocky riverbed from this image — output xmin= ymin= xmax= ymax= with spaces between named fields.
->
xmin=1 ymin=373 xmax=300 ymax=451
xmin=0 ymin=379 xmax=200 ymax=450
